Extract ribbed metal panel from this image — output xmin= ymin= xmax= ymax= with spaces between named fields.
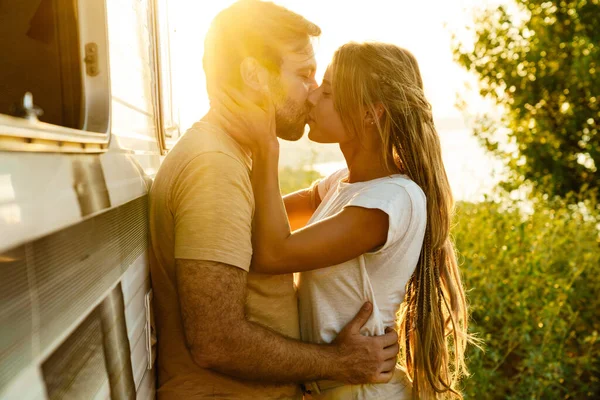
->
xmin=99 ymin=284 xmax=136 ymax=399
xmin=0 ymin=195 xmax=148 ymax=391
xmin=42 ymin=308 xmax=109 ymax=400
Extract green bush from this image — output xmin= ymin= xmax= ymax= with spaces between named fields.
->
xmin=454 ymin=195 xmax=600 ymax=399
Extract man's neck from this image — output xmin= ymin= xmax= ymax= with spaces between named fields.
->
xmin=202 ymin=109 xmax=253 ymax=159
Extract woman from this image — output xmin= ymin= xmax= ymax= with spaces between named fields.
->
xmin=216 ymin=42 xmax=472 ymax=399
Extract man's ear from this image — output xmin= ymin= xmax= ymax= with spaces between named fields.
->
xmin=240 ymin=57 xmax=270 ymax=92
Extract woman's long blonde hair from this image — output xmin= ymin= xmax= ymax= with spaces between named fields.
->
xmin=331 ymin=42 xmax=473 ymax=399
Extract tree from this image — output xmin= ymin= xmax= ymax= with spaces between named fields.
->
xmin=452 ymin=0 xmax=600 ymax=200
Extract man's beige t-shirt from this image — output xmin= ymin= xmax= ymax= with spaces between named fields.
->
xmin=148 ymin=121 xmax=301 ymax=399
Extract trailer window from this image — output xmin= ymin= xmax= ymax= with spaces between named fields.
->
xmin=0 ymin=0 xmax=110 ymax=151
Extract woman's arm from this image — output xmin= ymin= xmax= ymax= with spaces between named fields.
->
xmin=251 ymin=145 xmax=389 ymax=274
xmin=283 ymin=182 xmax=321 ymax=231
xmin=211 ymin=87 xmax=387 ymax=274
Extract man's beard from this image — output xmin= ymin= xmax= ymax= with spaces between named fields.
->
xmin=269 ymin=79 xmax=310 ymax=141
xmin=274 ymin=98 xmax=310 ymax=141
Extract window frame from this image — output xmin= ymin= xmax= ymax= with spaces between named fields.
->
xmin=0 ymin=0 xmax=111 ymax=153
xmin=150 ymin=0 xmax=181 ymax=155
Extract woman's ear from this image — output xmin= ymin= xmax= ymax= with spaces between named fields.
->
xmin=373 ymin=103 xmax=385 ymax=120
xmin=240 ymin=57 xmax=270 ymax=92
xmin=364 ymin=103 xmax=385 ymax=126
xmin=364 ymin=112 xmax=375 ymax=126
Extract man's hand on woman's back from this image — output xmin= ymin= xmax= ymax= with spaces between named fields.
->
xmin=176 ymin=258 xmax=399 ymax=385
xmin=331 ymin=302 xmax=399 ymax=384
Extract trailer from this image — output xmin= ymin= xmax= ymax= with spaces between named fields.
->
xmin=0 ymin=0 xmax=180 ymax=398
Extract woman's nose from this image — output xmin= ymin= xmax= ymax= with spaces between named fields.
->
xmin=307 ymin=85 xmax=320 ymax=107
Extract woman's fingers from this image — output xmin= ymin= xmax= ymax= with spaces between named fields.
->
xmin=212 ymin=98 xmax=232 ymax=120
xmin=211 ymin=107 xmax=233 ymax=132
xmin=259 ymin=84 xmax=275 ymax=113
xmin=212 ymin=90 xmax=239 ymax=117
xmin=211 ymin=86 xmax=277 ymax=147
xmin=223 ymin=86 xmax=255 ymax=109
xmin=217 ymin=85 xmax=274 ymax=120
xmin=212 ymin=99 xmax=239 ymax=132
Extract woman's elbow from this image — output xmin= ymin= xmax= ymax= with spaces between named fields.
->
xmin=251 ymin=249 xmax=283 ymax=274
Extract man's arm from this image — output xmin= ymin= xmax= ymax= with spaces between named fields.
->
xmin=176 ymin=258 xmax=398 ymax=384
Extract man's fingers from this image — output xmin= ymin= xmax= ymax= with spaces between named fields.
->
xmin=380 ymin=358 xmax=397 ymax=374
xmin=345 ymin=302 xmax=373 ymax=333
xmin=378 ymin=328 xmax=399 ymax=349
xmin=383 ymin=342 xmax=399 ymax=361
xmin=373 ymin=371 xmax=394 ymax=384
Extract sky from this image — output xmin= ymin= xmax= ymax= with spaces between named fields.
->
xmin=171 ymin=0 xmax=490 ymax=126
xmin=169 ymin=0 xmax=507 ymax=200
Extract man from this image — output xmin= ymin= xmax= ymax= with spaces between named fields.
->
xmin=148 ymin=1 xmax=399 ymax=398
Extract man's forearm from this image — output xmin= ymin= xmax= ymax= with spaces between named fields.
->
xmin=178 ymin=259 xmax=342 ymax=383
xmin=198 ymin=317 xmax=340 ymax=383
xmin=178 ymin=259 xmax=392 ymax=386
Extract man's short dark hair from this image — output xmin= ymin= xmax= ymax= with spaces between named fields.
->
xmin=203 ymin=0 xmax=321 ymax=96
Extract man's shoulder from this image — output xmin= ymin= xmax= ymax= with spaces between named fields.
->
xmin=169 ymin=121 xmax=251 ymax=171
